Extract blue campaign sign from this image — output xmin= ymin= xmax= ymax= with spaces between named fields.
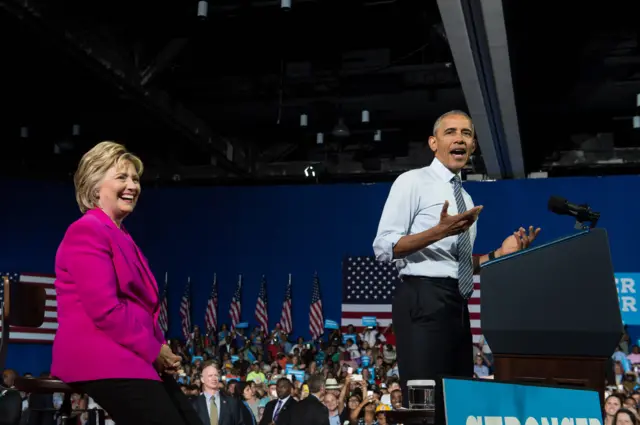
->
xmin=443 ymin=378 xmax=602 ymax=425
xmin=324 ymin=319 xmax=339 ymax=330
xmin=343 ymin=334 xmax=357 ymax=344
xmin=288 ymin=370 xmax=305 ymax=382
xmin=615 ymin=273 xmax=640 ymax=325
xmin=362 ymin=316 xmax=377 ymax=327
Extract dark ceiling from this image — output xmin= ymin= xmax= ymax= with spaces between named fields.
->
xmin=504 ymin=0 xmax=640 ymax=175
xmin=0 ymin=0 xmax=639 ymax=184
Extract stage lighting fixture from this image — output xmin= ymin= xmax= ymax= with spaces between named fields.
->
xmin=197 ymin=0 xmax=208 ymax=19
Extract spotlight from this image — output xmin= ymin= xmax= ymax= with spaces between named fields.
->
xmin=197 ymin=0 xmax=208 ymax=19
xmin=281 ymin=0 xmax=291 ymax=10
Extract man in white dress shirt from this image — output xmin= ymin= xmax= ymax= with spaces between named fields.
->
xmin=373 ymin=110 xmax=539 ymax=423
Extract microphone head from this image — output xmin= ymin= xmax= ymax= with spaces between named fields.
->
xmin=548 ymin=196 xmax=568 ymax=214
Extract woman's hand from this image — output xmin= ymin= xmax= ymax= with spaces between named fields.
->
xmin=154 ymin=344 xmax=181 ymax=374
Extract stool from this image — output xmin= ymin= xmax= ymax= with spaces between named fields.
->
xmin=407 ymin=379 xmax=435 ymax=410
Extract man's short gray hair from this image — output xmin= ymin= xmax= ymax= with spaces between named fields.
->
xmin=432 ymin=110 xmax=474 ymax=136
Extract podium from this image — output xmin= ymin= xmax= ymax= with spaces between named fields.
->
xmin=480 ymin=229 xmax=623 ymax=404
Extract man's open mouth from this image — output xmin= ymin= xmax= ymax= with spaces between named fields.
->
xmin=450 ymin=148 xmax=467 ymax=159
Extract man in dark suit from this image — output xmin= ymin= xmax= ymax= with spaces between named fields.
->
xmin=289 ymin=375 xmax=329 ymax=425
xmin=259 ymin=378 xmax=296 ymax=425
xmin=192 ymin=361 xmax=245 ymax=425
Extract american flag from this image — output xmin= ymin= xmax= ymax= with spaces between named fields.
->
xmin=205 ymin=274 xmax=218 ymax=333
xmin=279 ymin=273 xmax=293 ymax=334
xmin=255 ymin=275 xmax=268 ymax=335
xmin=179 ymin=278 xmax=192 ymax=341
xmin=158 ymin=272 xmax=169 ymax=336
xmin=341 ymin=256 xmax=483 ymax=343
xmin=309 ymin=272 xmax=324 ymax=340
xmin=0 ymin=272 xmax=57 ymax=343
xmin=229 ymin=274 xmax=242 ymax=330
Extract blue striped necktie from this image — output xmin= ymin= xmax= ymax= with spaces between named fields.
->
xmin=452 ymin=175 xmax=474 ymax=299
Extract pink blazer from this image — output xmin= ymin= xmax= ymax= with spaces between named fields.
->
xmin=51 ymin=208 xmax=165 ymax=383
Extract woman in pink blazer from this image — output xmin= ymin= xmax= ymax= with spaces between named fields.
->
xmin=52 ymin=142 xmax=201 ymax=425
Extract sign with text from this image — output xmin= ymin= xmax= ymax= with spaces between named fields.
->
xmin=616 ymin=273 xmax=640 ymax=325
xmin=443 ymin=378 xmax=602 ymax=425
xmin=324 ymin=319 xmax=339 ymax=330
xmin=362 ymin=316 xmax=377 ymax=327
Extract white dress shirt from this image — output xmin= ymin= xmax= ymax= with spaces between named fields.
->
xmin=373 ymin=158 xmax=477 ymax=278
xmin=204 ymin=391 xmax=221 ymax=421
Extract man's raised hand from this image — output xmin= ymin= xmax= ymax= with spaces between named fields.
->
xmin=438 ymin=200 xmax=483 ymax=237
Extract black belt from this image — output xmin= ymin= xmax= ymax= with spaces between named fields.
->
xmin=401 ymin=275 xmax=457 ymax=283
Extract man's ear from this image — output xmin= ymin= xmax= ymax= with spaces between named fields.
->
xmin=428 ymin=136 xmax=438 ymax=153
xmin=471 ymin=138 xmax=477 ymax=154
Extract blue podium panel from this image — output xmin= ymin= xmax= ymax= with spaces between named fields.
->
xmin=443 ymin=378 xmax=602 ymax=425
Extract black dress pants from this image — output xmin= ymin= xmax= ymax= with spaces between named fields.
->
xmin=392 ymin=276 xmax=473 ymax=425
xmin=73 ymin=374 xmax=202 ymax=425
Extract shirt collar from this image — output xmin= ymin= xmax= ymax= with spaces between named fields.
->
xmin=204 ymin=391 xmax=219 ymax=402
xmin=429 ymin=157 xmax=459 ymax=183
xmin=277 ymin=395 xmax=290 ymax=405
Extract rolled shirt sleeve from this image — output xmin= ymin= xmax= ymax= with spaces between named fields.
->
xmin=373 ymin=171 xmax=418 ymax=262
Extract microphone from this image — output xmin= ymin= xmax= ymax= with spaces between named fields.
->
xmin=548 ymin=196 xmax=600 ymax=227
xmin=548 ymin=196 xmax=588 ymax=217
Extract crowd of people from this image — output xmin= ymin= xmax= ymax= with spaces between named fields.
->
xmin=604 ymin=333 xmax=640 ymax=425
xmin=2 ymin=321 xmax=497 ymax=425
xmin=7 ymin=325 xmax=640 ymax=425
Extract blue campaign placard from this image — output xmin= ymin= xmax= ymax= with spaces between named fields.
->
xmin=615 ymin=273 xmax=640 ymax=325
xmin=343 ymin=334 xmax=357 ymax=344
xmin=324 ymin=319 xmax=339 ymax=329
xmin=443 ymin=378 xmax=602 ymax=425
xmin=289 ymin=370 xmax=305 ymax=382
xmin=362 ymin=316 xmax=377 ymax=327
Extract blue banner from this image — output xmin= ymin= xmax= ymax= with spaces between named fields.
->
xmin=616 ymin=273 xmax=640 ymax=325
xmin=235 ymin=322 xmax=249 ymax=329
xmin=443 ymin=378 xmax=602 ymax=425
xmin=324 ymin=319 xmax=339 ymax=330
xmin=287 ymin=370 xmax=305 ymax=382
xmin=343 ymin=334 xmax=357 ymax=344
xmin=362 ymin=316 xmax=377 ymax=327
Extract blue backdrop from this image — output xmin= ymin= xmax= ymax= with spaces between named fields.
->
xmin=2 ymin=175 xmax=638 ymax=374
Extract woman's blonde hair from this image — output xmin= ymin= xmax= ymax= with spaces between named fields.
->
xmin=74 ymin=141 xmax=144 ymax=213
